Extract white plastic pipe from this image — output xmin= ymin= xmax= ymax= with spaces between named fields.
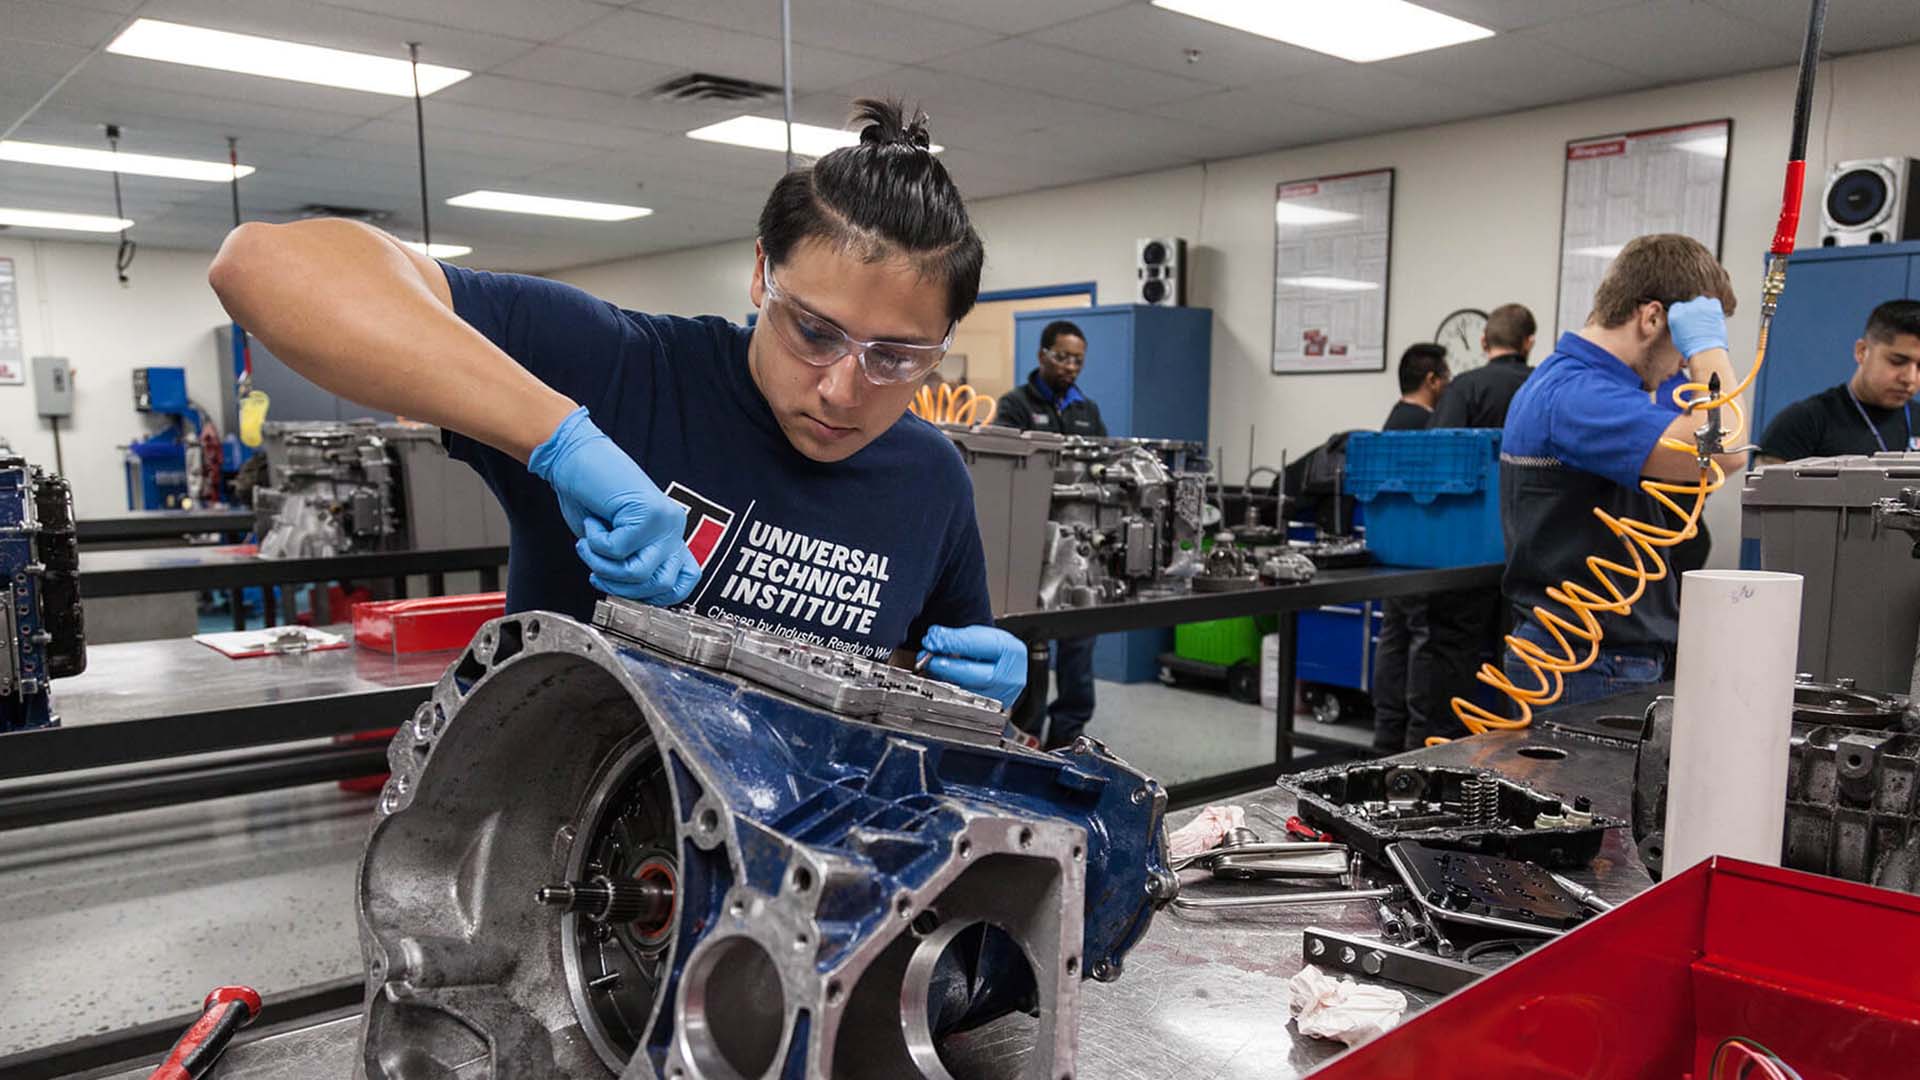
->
xmin=1663 ymin=569 xmax=1803 ymax=876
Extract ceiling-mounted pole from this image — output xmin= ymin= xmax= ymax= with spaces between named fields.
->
xmin=227 ymin=136 xmax=252 ymax=395
xmin=104 ymin=122 xmax=134 ymax=284
xmin=409 ymin=42 xmax=432 ymax=250
xmin=779 ymin=0 xmax=795 ymax=173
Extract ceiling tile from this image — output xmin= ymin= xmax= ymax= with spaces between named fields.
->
xmin=0 ymin=0 xmax=132 ymax=49
xmin=1414 ymin=0 xmax=1644 ymax=32
xmin=1526 ymin=0 xmax=1803 ymax=82
xmin=1146 ymin=89 xmax=1374 ymax=149
xmin=923 ymin=37 xmax=1216 ymax=111
xmin=1373 ymin=31 xmax=1645 ymax=109
xmin=488 ymin=45 xmax=687 ymax=97
xmin=863 ymin=0 xmax=1129 ymax=36
xmin=0 ymin=39 xmax=89 ymax=102
xmin=1702 ymin=0 xmax=1920 ymax=56
xmin=555 ymin=10 xmax=896 ymax=94
xmin=795 ymin=68 xmax=1115 ymax=148
xmin=628 ymin=0 xmax=1003 ymax=65
xmin=1027 ymin=3 xmax=1342 ymax=87
xmin=1260 ymin=66 xmax=1511 ymax=129
xmin=309 ymin=0 xmax=619 ymax=44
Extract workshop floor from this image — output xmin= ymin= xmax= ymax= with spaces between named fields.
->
xmin=0 ymin=680 xmax=1362 ymax=1058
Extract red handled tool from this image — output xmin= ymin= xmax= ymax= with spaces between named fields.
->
xmin=1285 ymin=815 xmax=1331 ymax=843
xmin=146 ymin=985 xmax=262 ymax=1080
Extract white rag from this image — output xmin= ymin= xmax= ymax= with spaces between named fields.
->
xmin=1166 ymin=804 xmax=1246 ymax=860
xmin=1287 ymin=963 xmax=1407 ymax=1047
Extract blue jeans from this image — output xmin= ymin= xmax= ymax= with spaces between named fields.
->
xmin=1501 ymin=621 xmax=1669 ymax=710
xmin=1047 ymin=636 xmax=1096 ymax=750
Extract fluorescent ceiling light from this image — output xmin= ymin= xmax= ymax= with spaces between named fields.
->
xmin=1152 ymin=0 xmax=1493 ymax=62
xmin=403 ymin=241 xmax=473 ymax=258
xmin=1278 ymin=275 xmax=1379 ymax=291
xmin=1674 ymin=135 xmax=1729 ymax=159
xmin=1569 ymin=244 xmax=1624 ymax=259
xmin=446 ymin=190 xmax=651 ymax=222
xmin=0 ymin=139 xmax=254 ymax=183
xmin=686 ymin=115 xmax=942 ymax=157
xmin=1275 ymin=203 xmax=1359 ymax=226
xmin=0 ymin=207 xmax=133 ymax=233
xmin=107 ymin=18 xmax=470 ymax=97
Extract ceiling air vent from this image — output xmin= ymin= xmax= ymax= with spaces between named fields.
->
xmin=649 ymin=73 xmax=779 ymax=104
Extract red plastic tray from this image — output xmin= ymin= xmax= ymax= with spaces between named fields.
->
xmin=1313 ymin=857 xmax=1920 ymax=1079
xmin=352 ymin=592 xmax=504 ymax=654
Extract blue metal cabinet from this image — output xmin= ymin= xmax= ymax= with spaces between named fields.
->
xmin=1014 ymin=305 xmax=1214 ymax=682
xmin=1751 ymin=240 xmax=1920 ymax=441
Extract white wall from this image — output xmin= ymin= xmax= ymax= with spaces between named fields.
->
xmin=0 ymin=239 xmax=231 ymax=519
xmin=555 ymin=41 xmax=1920 ymax=567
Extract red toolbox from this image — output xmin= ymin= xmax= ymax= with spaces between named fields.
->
xmin=353 ymin=592 xmax=505 ymax=654
xmin=1314 ymin=857 xmax=1920 ymax=1079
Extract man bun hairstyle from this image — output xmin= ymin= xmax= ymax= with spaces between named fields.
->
xmin=1864 ymin=299 xmax=1920 ymax=343
xmin=757 ymin=98 xmax=984 ymax=323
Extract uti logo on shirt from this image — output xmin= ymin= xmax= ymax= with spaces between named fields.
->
xmin=664 ymin=482 xmax=735 ymax=570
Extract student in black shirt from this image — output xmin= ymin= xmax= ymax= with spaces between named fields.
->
xmin=1382 ymin=342 xmax=1450 ymax=431
xmin=1371 ymin=343 xmax=1449 ymax=750
xmin=1757 ymin=300 xmax=1920 ymax=464
xmin=1431 ymin=303 xmax=1536 ymax=428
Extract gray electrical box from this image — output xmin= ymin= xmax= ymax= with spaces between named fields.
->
xmin=30 ymin=356 xmax=72 ymax=418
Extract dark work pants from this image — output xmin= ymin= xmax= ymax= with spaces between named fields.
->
xmin=1047 ymin=636 xmax=1096 ymax=750
xmin=1413 ymin=587 xmax=1505 ymax=743
xmin=1371 ymin=596 xmax=1428 ymax=751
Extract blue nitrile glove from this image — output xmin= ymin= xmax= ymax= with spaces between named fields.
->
xmin=918 ymin=624 xmax=1028 ymax=709
xmin=527 ymin=406 xmax=702 ymax=605
xmin=1667 ymin=296 xmax=1727 ymax=359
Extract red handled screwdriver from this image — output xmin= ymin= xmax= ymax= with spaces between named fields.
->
xmin=147 ymin=985 xmax=262 ymax=1080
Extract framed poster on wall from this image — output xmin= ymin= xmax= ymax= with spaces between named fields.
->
xmin=1271 ymin=167 xmax=1393 ymax=375
xmin=0 ymin=258 xmax=22 ymax=385
xmin=1555 ymin=119 xmax=1731 ymax=335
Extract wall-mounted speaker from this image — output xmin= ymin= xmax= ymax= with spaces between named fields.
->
xmin=1135 ymin=237 xmax=1187 ymax=306
xmin=1821 ymin=158 xmax=1920 ymax=247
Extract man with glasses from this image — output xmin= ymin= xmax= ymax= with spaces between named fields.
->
xmin=994 ymin=320 xmax=1105 ymax=748
xmin=995 ymin=320 xmax=1108 ymax=437
xmin=208 ymin=100 xmax=1031 ymax=711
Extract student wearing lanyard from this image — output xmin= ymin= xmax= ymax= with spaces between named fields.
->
xmin=1757 ymin=300 xmax=1920 ymax=464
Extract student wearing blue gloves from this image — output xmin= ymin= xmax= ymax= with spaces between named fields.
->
xmin=1498 ymin=234 xmax=1747 ymax=708
xmin=208 ymin=100 xmax=1027 ymax=710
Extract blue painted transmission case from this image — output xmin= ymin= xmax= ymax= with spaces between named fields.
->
xmin=358 ymin=599 xmax=1174 ymax=1079
xmin=0 ymin=454 xmax=85 ymax=731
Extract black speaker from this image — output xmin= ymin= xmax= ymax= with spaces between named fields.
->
xmin=1820 ymin=158 xmax=1920 ymax=247
xmin=1135 ymin=237 xmax=1186 ymax=306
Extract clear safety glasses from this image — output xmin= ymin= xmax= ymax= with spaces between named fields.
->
xmin=759 ymin=257 xmax=955 ymax=385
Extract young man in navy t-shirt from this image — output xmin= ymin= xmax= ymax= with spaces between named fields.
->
xmin=208 ymin=100 xmax=1028 ymax=708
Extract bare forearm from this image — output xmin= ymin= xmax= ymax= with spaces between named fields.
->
xmin=208 ymin=219 xmax=574 ymax=461
xmin=1643 ymin=347 xmax=1744 ymax=481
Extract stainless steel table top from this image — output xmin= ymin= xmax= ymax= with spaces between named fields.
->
xmin=92 ymin=725 xmax=1645 ymax=1079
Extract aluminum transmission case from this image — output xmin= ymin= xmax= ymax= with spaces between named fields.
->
xmin=357 ymin=600 xmax=1173 ymax=1079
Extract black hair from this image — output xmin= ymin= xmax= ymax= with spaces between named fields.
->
xmin=1040 ymin=320 xmax=1085 ymax=350
xmin=756 ymin=98 xmax=984 ymax=323
xmin=1865 ymin=299 xmax=1920 ymax=343
xmin=1485 ymin=303 xmax=1537 ymax=352
xmin=1398 ymin=343 xmax=1449 ymax=394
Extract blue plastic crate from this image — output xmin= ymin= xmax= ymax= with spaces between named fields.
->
xmin=1345 ymin=429 xmax=1503 ymax=568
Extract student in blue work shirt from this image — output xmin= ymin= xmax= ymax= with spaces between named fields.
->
xmin=1499 ymin=234 xmax=1747 ymax=709
xmin=207 ymin=100 xmax=1027 ymax=708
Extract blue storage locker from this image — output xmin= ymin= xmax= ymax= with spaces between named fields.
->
xmin=1014 ymin=304 xmax=1212 ymax=682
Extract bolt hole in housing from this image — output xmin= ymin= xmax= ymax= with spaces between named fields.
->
xmin=790 ymin=865 xmax=814 ymax=893
xmin=1017 ymin=827 xmax=1034 ymax=849
xmin=680 ymin=937 xmax=787 ymax=1080
xmin=1516 ymin=746 xmax=1569 ymax=761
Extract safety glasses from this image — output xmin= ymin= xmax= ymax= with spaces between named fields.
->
xmin=759 ymin=257 xmax=955 ymax=385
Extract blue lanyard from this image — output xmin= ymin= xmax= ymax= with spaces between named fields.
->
xmin=1846 ymin=385 xmax=1912 ymax=452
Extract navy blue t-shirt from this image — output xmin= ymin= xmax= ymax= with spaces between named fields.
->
xmin=439 ymin=264 xmax=992 ymax=660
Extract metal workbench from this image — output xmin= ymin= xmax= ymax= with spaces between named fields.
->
xmin=998 ymin=563 xmax=1506 ymax=803
xmin=77 ymin=542 xmax=508 ymax=629
xmin=0 ymin=631 xmax=454 ymax=829
xmin=76 ymin=509 xmax=258 ymax=547
xmin=78 ymin=723 xmax=1645 ymax=1080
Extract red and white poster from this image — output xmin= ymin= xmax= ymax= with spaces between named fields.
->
xmin=1556 ymin=119 xmax=1731 ymax=335
xmin=1271 ymin=168 xmax=1393 ymax=375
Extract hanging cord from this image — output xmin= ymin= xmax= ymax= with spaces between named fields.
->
xmin=910 ymin=384 xmax=997 ymax=427
xmin=104 ymin=123 xmax=135 ymax=284
xmin=409 ymin=42 xmax=432 ymax=250
xmin=779 ymin=0 xmax=795 ymax=173
xmin=1445 ymin=0 xmax=1827 ymax=742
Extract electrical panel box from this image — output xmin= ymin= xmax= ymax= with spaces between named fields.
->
xmin=132 ymin=366 xmax=189 ymax=414
xmin=30 ymin=356 xmax=72 ymax=419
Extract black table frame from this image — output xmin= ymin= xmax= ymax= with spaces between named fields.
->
xmin=997 ymin=563 xmax=1504 ymax=806
xmin=76 ymin=510 xmax=257 ymax=547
